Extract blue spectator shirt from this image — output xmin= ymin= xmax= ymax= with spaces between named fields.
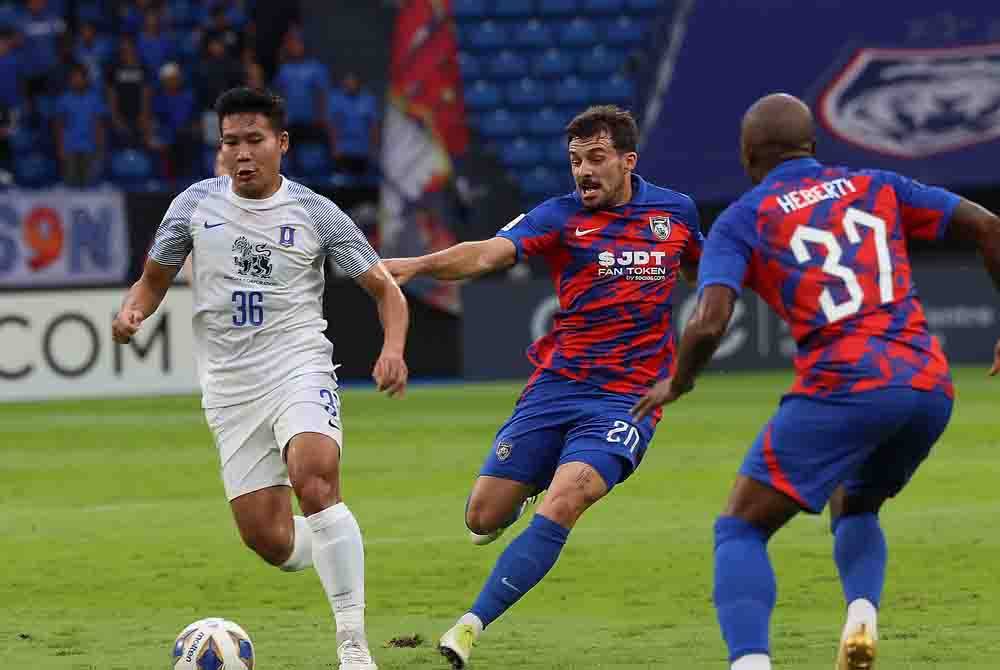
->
xmin=74 ymin=36 xmax=115 ymax=85
xmin=56 ymin=90 xmax=107 ymax=153
xmin=153 ymin=88 xmax=197 ymax=143
xmin=274 ymin=59 xmax=329 ymax=124
xmin=328 ymin=89 xmax=377 ymax=157
xmin=17 ymin=7 xmax=66 ymax=77
xmin=0 ymin=49 xmax=22 ymax=108
xmin=137 ymin=32 xmax=177 ymax=78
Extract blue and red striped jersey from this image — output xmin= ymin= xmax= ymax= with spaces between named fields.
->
xmin=699 ymin=158 xmax=958 ymax=397
xmin=498 ymin=175 xmax=703 ymax=395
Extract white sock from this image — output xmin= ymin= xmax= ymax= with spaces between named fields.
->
xmin=458 ymin=612 xmax=484 ymax=636
xmin=843 ymin=598 xmax=878 ymax=640
xmin=732 ymin=653 xmax=771 ymax=670
xmin=307 ymin=502 xmax=367 ymax=640
xmin=279 ymin=515 xmax=313 ymax=572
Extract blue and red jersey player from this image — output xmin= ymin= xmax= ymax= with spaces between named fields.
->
xmin=633 ymin=94 xmax=1000 ymax=670
xmin=385 ymin=105 xmax=703 ymax=667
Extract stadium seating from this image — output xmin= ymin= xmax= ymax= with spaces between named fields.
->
xmin=465 ymin=79 xmax=503 ymax=110
xmin=488 ymin=50 xmax=530 ymax=80
xmin=501 ymin=137 xmax=543 ymax=168
xmin=533 ymin=48 xmax=573 ymax=79
xmin=109 ymin=148 xmax=157 ymax=188
xmin=506 ymin=78 xmax=546 ymax=108
xmin=578 ymin=44 xmax=624 ymax=76
xmin=537 ymin=0 xmax=579 ymax=16
xmin=493 ymin=0 xmax=536 ymax=18
xmin=559 ymin=18 xmax=600 ymax=46
xmin=466 ymin=20 xmax=508 ymax=50
xmin=525 ymin=107 xmax=569 ymax=136
xmin=453 ymin=2 xmax=654 ymax=206
xmin=553 ymin=75 xmax=593 ymax=106
xmin=583 ymin=0 xmax=627 ymax=14
xmin=453 ymin=0 xmax=488 ymax=21
xmin=606 ymin=15 xmax=645 ymax=44
xmin=511 ymin=19 xmax=554 ymax=48
xmin=480 ymin=108 xmax=522 ymax=138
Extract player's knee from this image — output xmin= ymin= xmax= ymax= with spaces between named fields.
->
xmin=293 ymin=474 xmax=340 ymax=515
xmin=239 ymin=524 xmax=293 ymax=566
xmin=465 ymin=497 xmax=505 ymax=535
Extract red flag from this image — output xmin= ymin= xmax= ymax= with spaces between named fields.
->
xmin=379 ymin=0 xmax=469 ymax=314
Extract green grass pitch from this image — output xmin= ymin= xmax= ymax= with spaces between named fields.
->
xmin=1 ymin=368 xmax=998 ymax=669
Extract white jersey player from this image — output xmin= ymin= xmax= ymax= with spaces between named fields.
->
xmin=113 ymin=88 xmax=408 ymax=670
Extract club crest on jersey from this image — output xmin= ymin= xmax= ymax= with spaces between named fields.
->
xmin=232 ymin=236 xmax=273 ymax=278
xmin=818 ymin=44 xmax=1000 ymax=158
xmin=495 ymin=440 xmax=513 ymax=462
xmin=649 ymin=216 xmax=671 ymax=241
xmin=279 ymin=226 xmax=295 ymax=247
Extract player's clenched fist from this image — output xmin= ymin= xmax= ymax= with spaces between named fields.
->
xmin=382 ymin=258 xmax=420 ymax=286
xmin=990 ymin=337 xmax=1000 ymax=376
xmin=373 ymin=352 xmax=408 ymax=397
xmin=112 ymin=309 xmax=145 ymax=344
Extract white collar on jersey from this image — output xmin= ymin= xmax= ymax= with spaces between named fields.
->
xmin=227 ymin=174 xmax=290 ymax=211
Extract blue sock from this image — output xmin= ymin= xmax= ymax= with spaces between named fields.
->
xmin=470 ymin=514 xmax=570 ymax=628
xmin=713 ymin=516 xmax=776 ymax=661
xmin=832 ymin=513 xmax=887 ymax=607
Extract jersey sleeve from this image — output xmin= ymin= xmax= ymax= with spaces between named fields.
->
xmin=296 ymin=189 xmax=380 ymax=278
xmin=680 ymin=196 xmax=704 ymax=266
xmin=148 ymin=181 xmax=206 ymax=266
xmin=495 ymin=202 xmax=563 ymax=262
xmin=881 ymin=171 xmax=960 ymax=241
xmin=697 ymin=201 xmax=757 ymax=296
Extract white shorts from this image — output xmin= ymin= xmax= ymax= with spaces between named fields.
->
xmin=204 ymin=372 xmax=343 ymax=501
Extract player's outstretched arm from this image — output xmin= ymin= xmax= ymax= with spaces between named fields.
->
xmin=112 ymin=259 xmax=180 ymax=344
xmin=355 ymin=262 xmax=409 ymax=397
xmin=631 ymin=285 xmax=736 ymax=420
xmin=383 ymin=237 xmax=517 ymax=285
xmin=947 ymin=199 xmax=1000 ymax=375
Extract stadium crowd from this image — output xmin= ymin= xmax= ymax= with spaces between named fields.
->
xmin=0 ymin=0 xmax=380 ymax=189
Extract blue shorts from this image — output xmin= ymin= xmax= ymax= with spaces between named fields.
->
xmin=740 ymin=387 xmax=953 ymax=514
xmin=480 ymin=370 xmax=657 ymax=491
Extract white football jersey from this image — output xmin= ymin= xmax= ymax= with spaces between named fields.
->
xmin=148 ymin=176 xmax=379 ymax=408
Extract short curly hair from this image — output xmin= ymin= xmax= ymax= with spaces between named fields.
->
xmin=565 ymin=105 xmax=638 ymax=154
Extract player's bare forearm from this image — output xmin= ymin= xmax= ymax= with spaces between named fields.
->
xmin=375 ymin=280 xmax=409 ymax=357
xmin=124 ymin=260 xmax=177 ymax=314
xmin=113 ymin=259 xmax=179 ymax=343
xmin=672 ymin=285 xmax=737 ymax=391
xmin=408 ymin=238 xmax=516 ymax=282
xmin=356 ymin=262 xmax=409 ymax=396
xmin=949 ymin=199 xmax=1000 ymax=291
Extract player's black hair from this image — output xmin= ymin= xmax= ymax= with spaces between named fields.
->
xmin=565 ymin=105 xmax=638 ymax=154
xmin=215 ymin=87 xmax=287 ymax=135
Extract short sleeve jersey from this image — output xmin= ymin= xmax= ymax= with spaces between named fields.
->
xmin=498 ymin=174 xmax=703 ymax=395
xmin=698 ymin=158 xmax=958 ymax=397
xmin=148 ymin=176 xmax=380 ymax=407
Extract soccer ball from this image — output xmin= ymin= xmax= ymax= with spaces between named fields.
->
xmin=172 ymin=618 xmax=255 ymax=670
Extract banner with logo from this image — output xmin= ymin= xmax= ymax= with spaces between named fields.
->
xmin=0 ymin=188 xmax=129 ymax=287
xmin=378 ymin=0 xmax=469 ymax=314
xmin=0 ymin=288 xmax=198 ymax=402
xmin=463 ymin=265 xmax=1000 ymax=381
xmin=638 ymin=1 xmax=1000 ymax=203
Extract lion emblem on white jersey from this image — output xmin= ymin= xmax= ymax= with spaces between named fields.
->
xmin=232 ymin=236 xmax=273 ymax=278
